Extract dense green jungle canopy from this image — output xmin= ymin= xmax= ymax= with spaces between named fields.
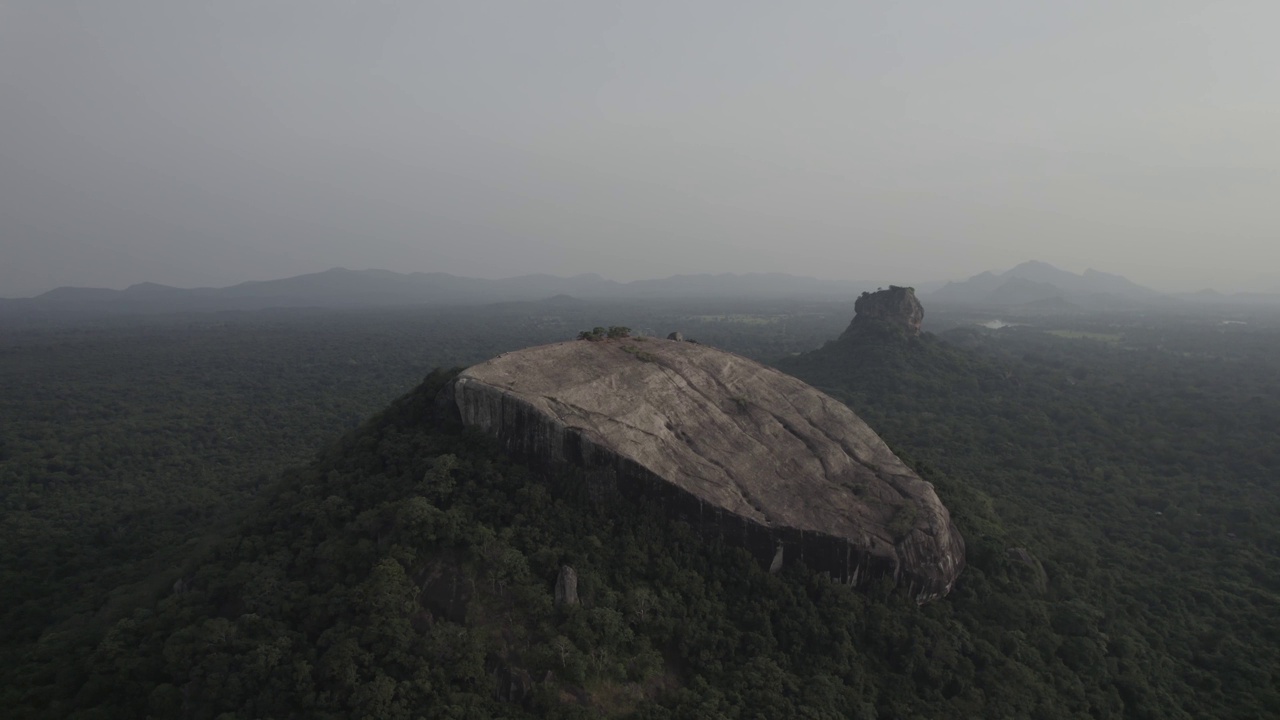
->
xmin=1 ymin=301 xmax=1278 ymax=718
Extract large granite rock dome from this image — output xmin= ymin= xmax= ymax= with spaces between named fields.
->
xmin=441 ymin=337 xmax=964 ymax=602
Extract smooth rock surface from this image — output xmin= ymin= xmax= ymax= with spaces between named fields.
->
xmin=444 ymin=338 xmax=964 ymax=601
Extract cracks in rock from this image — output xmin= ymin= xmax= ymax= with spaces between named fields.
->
xmin=775 ymin=391 xmax=921 ymax=502
xmin=537 ymin=393 xmax=731 ymax=499
xmin=775 ymin=416 xmax=835 ymax=479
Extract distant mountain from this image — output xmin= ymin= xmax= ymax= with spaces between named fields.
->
xmin=0 ymin=268 xmax=881 ymax=318
xmin=1170 ymin=289 xmax=1280 ymax=306
xmin=928 ymin=261 xmax=1159 ymax=309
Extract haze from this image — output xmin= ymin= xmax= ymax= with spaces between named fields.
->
xmin=3 ymin=1 xmax=1279 ymax=297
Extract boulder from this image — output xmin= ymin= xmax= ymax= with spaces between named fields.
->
xmin=555 ymin=565 xmax=579 ymax=607
xmin=442 ymin=338 xmax=964 ymax=602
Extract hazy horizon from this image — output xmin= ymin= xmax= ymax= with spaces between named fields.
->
xmin=5 ymin=2 xmax=1280 ymax=297
xmin=0 ymin=259 xmax=1149 ymax=298
xmin=0 ymin=259 xmax=1222 ymax=299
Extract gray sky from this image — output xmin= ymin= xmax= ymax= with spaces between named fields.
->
xmin=3 ymin=1 xmax=1279 ymax=296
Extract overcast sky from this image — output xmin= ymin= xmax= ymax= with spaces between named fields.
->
xmin=3 ymin=1 xmax=1279 ymax=296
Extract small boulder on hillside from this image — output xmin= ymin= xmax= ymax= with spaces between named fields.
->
xmin=555 ymin=565 xmax=579 ymax=607
xmin=1007 ymin=547 xmax=1048 ymax=593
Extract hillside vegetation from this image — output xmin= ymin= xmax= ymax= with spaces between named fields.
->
xmin=2 ymin=302 xmax=1278 ymax=718
xmin=780 ymin=318 xmax=1280 ymax=718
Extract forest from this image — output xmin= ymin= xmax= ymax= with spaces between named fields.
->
xmin=1 ymin=298 xmax=1277 ymax=718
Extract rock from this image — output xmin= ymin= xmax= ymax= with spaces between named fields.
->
xmin=667 ymin=331 xmax=684 ymax=341
xmin=442 ymin=339 xmax=964 ymax=602
xmin=554 ymin=565 xmax=579 ymax=607
xmin=1007 ymin=547 xmax=1048 ymax=593
xmin=415 ymin=556 xmax=472 ymax=623
xmin=769 ymin=544 xmax=785 ymax=574
xmin=492 ymin=664 xmax=535 ymax=703
xmin=843 ymin=286 xmax=924 ymax=339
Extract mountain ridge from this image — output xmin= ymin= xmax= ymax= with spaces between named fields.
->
xmin=0 ymin=267 xmax=888 ymax=316
xmin=10 ymin=261 xmax=1280 ymax=317
xmin=928 ymin=260 xmax=1159 ymax=309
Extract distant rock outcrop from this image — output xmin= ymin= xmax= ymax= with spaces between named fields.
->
xmin=441 ymin=337 xmax=965 ymax=602
xmin=842 ymin=286 xmax=924 ymax=339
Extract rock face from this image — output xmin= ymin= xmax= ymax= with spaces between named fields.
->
xmin=441 ymin=338 xmax=964 ymax=602
xmin=554 ymin=566 xmax=579 ymax=607
xmin=843 ymin=286 xmax=924 ymax=338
